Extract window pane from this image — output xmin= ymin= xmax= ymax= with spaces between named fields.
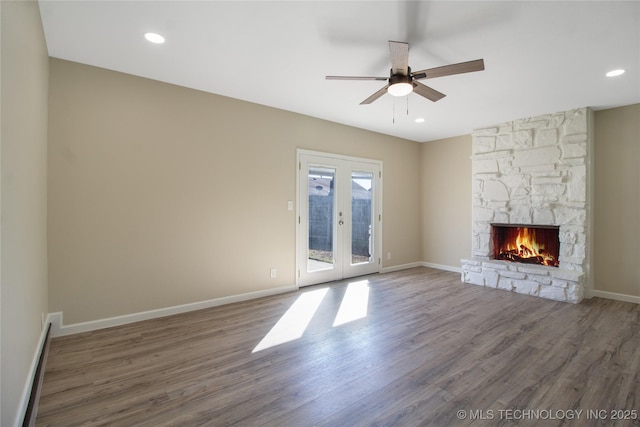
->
xmin=308 ymin=167 xmax=335 ymax=272
xmin=351 ymin=171 xmax=373 ymax=265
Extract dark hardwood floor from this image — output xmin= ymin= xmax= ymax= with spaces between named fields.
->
xmin=37 ymin=267 xmax=640 ymax=426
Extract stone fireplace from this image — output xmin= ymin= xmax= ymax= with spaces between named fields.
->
xmin=461 ymin=108 xmax=593 ymax=303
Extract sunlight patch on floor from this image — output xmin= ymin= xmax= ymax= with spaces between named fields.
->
xmin=332 ymin=280 xmax=370 ymax=327
xmin=252 ymin=287 xmax=329 ymax=353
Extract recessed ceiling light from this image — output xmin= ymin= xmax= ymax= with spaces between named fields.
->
xmin=144 ymin=32 xmax=165 ymax=44
xmin=415 ymin=118 xmax=425 ymax=123
xmin=606 ymin=69 xmax=625 ymax=77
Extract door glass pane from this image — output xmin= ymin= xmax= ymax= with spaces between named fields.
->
xmin=308 ymin=166 xmax=335 ymax=272
xmin=351 ymin=171 xmax=373 ymax=265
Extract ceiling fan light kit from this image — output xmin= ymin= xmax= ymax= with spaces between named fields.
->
xmin=387 ymin=73 xmax=413 ymax=96
xmin=327 ymin=41 xmax=485 ymax=105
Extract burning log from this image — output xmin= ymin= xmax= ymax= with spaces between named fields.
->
xmin=498 ymin=251 xmax=544 ymax=265
xmin=520 ymin=244 xmax=533 ymax=257
xmin=497 ymin=250 xmax=558 ymax=267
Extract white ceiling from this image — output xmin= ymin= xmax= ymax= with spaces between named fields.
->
xmin=38 ymin=1 xmax=640 ymax=143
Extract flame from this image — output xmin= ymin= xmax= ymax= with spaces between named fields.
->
xmin=502 ymin=227 xmax=557 ymax=266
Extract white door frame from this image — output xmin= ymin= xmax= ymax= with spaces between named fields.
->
xmin=296 ymin=149 xmax=382 ymax=287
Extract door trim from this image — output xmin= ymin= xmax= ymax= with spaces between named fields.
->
xmin=296 ymin=149 xmax=383 ymax=287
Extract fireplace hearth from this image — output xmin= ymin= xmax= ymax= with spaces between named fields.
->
xmin=492 ymin=224 xmax=559 ymax=267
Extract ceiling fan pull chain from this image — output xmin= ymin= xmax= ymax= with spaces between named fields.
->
xmin=392 ymin=97 xmax=395 ymax=124
xmin=406 ymin=96 xmax=409 ymax=116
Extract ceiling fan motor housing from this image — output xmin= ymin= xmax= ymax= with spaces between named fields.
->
xmin=390 ymin=66 xmax=411 ymax=82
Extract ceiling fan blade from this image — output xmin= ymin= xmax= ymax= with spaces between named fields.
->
xmin=360 ymin=85 xmax=389 ymax=105
xmin=326 ymin=76 xmax=388 ymax=81
xmin=412 ymin=59 xmax=485 ymax=80
xmin=412 ymin=81 xmax=446 ymax=102
xmin=389 ymin=41 xmax=409 ymax=76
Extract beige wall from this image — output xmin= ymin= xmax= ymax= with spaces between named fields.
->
xmin=1 ymin=1 xmax=50 ymax=425
xmin=48 ymin=59 xmax=422 ymax=324
xmin=420 ymin=135 xmax=472 ymax=268
xmin=594 ymin=104 xmax=640 ymax=297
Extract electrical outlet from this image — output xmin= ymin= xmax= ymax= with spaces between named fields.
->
xmin=270 ymin=268 xmax=277 ymax=278
xmin=387 ymin=252 xmax=392 ymax=260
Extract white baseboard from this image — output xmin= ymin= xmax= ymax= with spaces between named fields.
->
xmin=380 ymin=262 xmax=462 ymax=275
xmin=51 ymin=271 xmax=636 ymax=339
xmin=50 ymin=285 xmax=297 ymax=337
xmin=591 ymin=289 xmax=640 ymax=305
xmin=421 ymin=262 xmax=463 ymax=274
xmin=13 ymin=314 xmax=53 ymax=427
xmin=380 ymin=262 xmax=424 ymax=274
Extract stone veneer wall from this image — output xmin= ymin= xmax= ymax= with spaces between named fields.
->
xmin=461 ymin=108 xmax=593 ymax=303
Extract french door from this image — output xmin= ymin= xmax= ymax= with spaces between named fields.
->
xmin=297 ymin=150 xmax=382 ymax=287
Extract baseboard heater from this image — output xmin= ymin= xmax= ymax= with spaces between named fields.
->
xmin=22 ymin=322 xmax=52 ymax=427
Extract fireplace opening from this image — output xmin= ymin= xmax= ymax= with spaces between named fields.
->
xmin=491 ymin=224 xmax=560 ymax=267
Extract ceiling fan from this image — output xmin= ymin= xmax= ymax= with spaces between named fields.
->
xmin=326 ymin=41 xmax=485 ymax=105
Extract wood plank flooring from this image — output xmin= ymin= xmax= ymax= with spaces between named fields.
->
xmin=37 ymin=267 xmax=640 ymax=426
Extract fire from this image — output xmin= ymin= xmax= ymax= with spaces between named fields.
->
xmin=498 ymin=227 xmax=558 ymax=267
